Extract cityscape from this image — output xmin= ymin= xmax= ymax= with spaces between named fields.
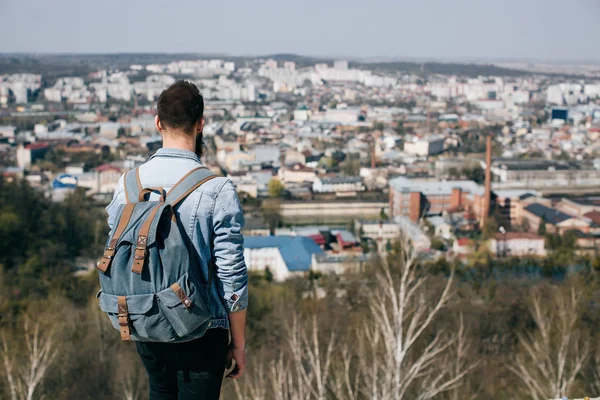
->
xmin=2 ymin=55 xmax=600 ymax=278
xmin=1 ymin=5 xmax=600 ymax=397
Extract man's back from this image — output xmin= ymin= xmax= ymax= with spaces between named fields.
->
xmin=106 ymin=147 xmax=248 ymax=329
xmin=103 ymin=81 xmax=247 ymax=399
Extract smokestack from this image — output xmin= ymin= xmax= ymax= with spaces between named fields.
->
xmin=371 ymin=138 xmax=376 ymax=169
xmin=482 ymin=135 xmax=492 ymax=227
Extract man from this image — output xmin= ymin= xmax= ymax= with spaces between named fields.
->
xmin=106 ymin=81 xmax=247 ymax=399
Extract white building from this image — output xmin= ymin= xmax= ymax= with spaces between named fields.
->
xmin=0 ymin=125 xmax=16 ymax=139
xmin=355 ymin=220 xmax=403 ymax=252
xmin=404 ymin=135 xmax=445 ymax=157
xmin=278 ymin=166 xmax=317 ymax=184
xmin=311 ymin=254 xmax=370 ymax=275
xmin=488 ymin=232 xmax=546 ymax=257
xmin=243 ymin=236 xmax=324 ymax=282
xmin=294 ymin=107 xmax=311 ymax=122
xmin=312 ymin=176 xmax=365 ymax=194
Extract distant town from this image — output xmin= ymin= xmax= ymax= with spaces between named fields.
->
xmin=2 ymin=54 xmax=600 ymax=279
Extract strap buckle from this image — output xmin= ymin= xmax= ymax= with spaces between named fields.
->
xmin=134 ymin=247 xmax=147 ymax=260
xmin=117 ymin=296 xmax=131 ymax=341
xmin=132 ymin=236 xmax=148 ymax=274
xmin=170 ymin=283 xmax=193 ymax=310
xmin=97 ymin=247 xmax=116 ymax=272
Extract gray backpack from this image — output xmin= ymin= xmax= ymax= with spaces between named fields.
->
xmin=97 ymin=166 xmax=217 ymax=342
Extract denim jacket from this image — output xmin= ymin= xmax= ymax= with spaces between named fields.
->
xmin=105 ymin=148 xmax=248 ymax=330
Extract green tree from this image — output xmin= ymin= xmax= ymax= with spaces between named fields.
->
xmin=318 ymin=156 xmax=335 ymax=169
xmin=264 ymin=267 xmax=274 ymax=283
xmin=379 ymin=207 xmax=388 ymax=220
xmin=430 ymin=237 xmax=446 ymax=251
xmin=267 ymin=178 xmax=285 ymax=198
xmin=261 ymin=198 xmax=282 ymax=235
xmin=464 ymin=165 xmax=485 ymax=184
xmin=537 ymin=217 xmax=547 ymax=236
xmin=482 ymin=217 xmax=499 ymax=240
xmin=340 ymin=159 xmax=361 ymax=176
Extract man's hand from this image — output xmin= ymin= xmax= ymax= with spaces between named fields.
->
xmin=226 ymin=345 xmax=246 ymax=379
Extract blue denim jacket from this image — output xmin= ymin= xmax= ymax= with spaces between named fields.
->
xmin=105 ymin=148 xmax=248 ymax=330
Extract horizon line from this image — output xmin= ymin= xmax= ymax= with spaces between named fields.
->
xmin=1 ymin=51 xmax=600 ymax=66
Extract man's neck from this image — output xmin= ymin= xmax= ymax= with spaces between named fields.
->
xmin=161 ymin=133 xmax=196 ymax=153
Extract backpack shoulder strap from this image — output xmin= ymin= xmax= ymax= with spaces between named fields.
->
xmin=165 ymin=167 xmax=218 ymax=207
xmin=124 ymin=167 xmax=142 ymax=203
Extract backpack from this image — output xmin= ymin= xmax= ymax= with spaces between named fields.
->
xmin=97 ymin=166 xmax=217 ymax=342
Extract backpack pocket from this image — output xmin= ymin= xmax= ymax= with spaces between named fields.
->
xmin=98 ymin=291 xmax=177 ymax=342
xmin=156 ymin=273 xmax=211 ymax=338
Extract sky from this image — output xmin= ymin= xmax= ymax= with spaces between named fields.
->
xmin=1 ymin=0 xmax=599 ymax=62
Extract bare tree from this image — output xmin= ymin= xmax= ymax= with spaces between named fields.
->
xmin=232 ymin=352 xmax=267 ymax=400
xmin=1 ymin=318 xmax=57 ymax=400
xmin=287 ymin=314 xmax=335 ymax=400
xmin=587 ymin=346 xmax=600 ymax=396
xmin=233 ymin=313 xmax=337 ymax=400
xmin=117 ymin=354 xmax=146 ymax=400
xmin=356 ymin=235 xmax=473 ymax=400
xmin=330 ymin=339 xmax=361 ymax=400
xmin=509 ymin=286 xmax=590 ymax=400
xmin=230 ymin=235 xmax=476 ymax=400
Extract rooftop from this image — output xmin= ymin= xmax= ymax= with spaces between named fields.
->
xmin=319 ymin=176 xmax=362 ymax=185
xmin=583 ymin=210 xmax=600 ymax=225
xmin=244 ymin=235 xmax=324 ymax=272
xmin=390 ymin=177 xmax=484 ymax=196
xmin=492 ymin=159 xmax=576 ymax=171
xmin=493 ymin=232 xmax=543 ymax=241
xmin=524 ymin=203 xmax=573 ymax=225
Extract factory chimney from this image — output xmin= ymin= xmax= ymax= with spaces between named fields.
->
xmin=482 ymin=135 xmax=492 ymax=227
xmin=371 ymin=138 xmax=376 ymax=169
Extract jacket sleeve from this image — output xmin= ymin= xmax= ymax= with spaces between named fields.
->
xmin=212 ymin=180 xmax=248 ymax=313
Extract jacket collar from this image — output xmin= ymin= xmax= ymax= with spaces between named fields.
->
xmin=149 ymin=148 xmax=202 ymax=164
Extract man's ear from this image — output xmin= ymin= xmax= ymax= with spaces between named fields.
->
xmin=155 ymin=115 xmax=163 ymax=133
xmin=196 ymin=117 xmax=205 ymax=136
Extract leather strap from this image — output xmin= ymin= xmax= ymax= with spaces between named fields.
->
xmin=131 ymin=203 xmax=163 ymax=274
xmin=170 ymin=283 xmax=193 ymax=310
xmin=171 ymin=175 xmax=218 ymax=207
xmin=97 ymin=203 xmax=136 ymax=273
xmin=138 ymin=187 xmax=166 ymax=202
xmin=117 ymin=296 xmax=131 ymax=341
xmin=165 ymin=167 xmax=218 ymax=207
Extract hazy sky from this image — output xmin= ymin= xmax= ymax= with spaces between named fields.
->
xmin=1 ymin=0 xmax=599 ymax=61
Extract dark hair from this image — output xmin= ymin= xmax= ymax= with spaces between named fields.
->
xmin=157 ymin=81 xmax=204 ymax=134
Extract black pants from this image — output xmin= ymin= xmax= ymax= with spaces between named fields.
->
xmin=136 ymin=329 xmax=229 ymax=400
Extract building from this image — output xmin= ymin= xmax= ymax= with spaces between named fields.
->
xmin=311 ymin=254 xmax=370 ymax=275
xmin=556 ymin=197 xmax=600 ymax=217
xmin=403 ymin=135 xmax=445 ymax=157
xmin=393 ymin=215 xmax=432 ymax=251
xmin=293 ymin=106 xmax=311 ymax=122
xmin=95 ymin=164 xmax=123 ymax=194
xmin=243 ymin=236 xmax=324 ymax=281
xmin=489 ymin=232 xmax=546 ymax=257
xmin=0 ymin=126 xmax=16 ymax=139
xmin=427 ymin=216 xmax=454 ymax=240
xmin=488 ymin=159 xmax=600 ymax=189
xmin=355 ymin=219 xmax=402 ymax=252
xmin=521 ymin=203 xmax=592 ymax=234
xmin=278 ymin=201 xmax=388 ymax=224
xmin=16 ymin=143 xmax=51 ymax=169
xmin=312 ymin=176 xmax=365 ymax=195
xmin=494 ymin=190 xmax=539 ymax=227
xmin=389 ymin=177 xmax=487 ymax=223
xmin=51 ymin=174 xmax=78 ymax=202
xmin=453 ymin=238 xmax=474 ymax=255
xmin=278 ymin=165 xmax=317 ymax=184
